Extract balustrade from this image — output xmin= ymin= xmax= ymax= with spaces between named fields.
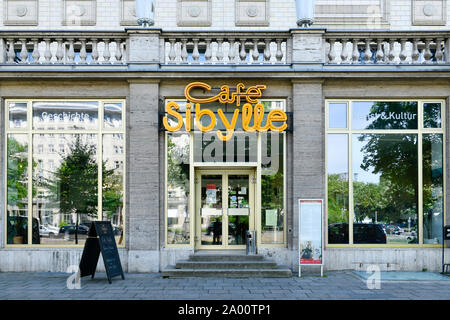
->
xmin=325 ymin=34 xmax=450 ymax=65
xmin=0 ymin=34 xmax=127 ymax=65
xmin=161 ymin=33 xmax=289 ymax=65
xmin=1 ymin=30 xmax=449 ymax=68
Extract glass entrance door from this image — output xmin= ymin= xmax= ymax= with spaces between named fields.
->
xmin=195 ymin=170 xmax=255 ymax=249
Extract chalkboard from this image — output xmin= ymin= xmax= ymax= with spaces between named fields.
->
xmin=79 ymin=221 xmax=125 ymax=284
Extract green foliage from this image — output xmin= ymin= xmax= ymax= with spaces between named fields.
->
xmin=7 ymin=137 xmax=37 ymax=208
xmin=167 ymin=135 xmax=190 ymax=195
xmin=39 ymin=136 xmax=121 ymax=243
xmin=327 ymin=174 xmax=349 ymax=224
xmin=328 ymin=102 xmax=437 ymax=228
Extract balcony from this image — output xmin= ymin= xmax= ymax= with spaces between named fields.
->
xmin=0 ymin=29 xmax=449 ymax=72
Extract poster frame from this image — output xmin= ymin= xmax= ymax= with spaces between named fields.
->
xmin=298 ymin=198 xmax=324 ymax=277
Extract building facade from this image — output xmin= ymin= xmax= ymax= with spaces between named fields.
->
xmin=1 ymin=0 xmax=450 ymax=273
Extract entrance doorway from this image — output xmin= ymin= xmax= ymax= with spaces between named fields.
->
xmin=195 ymin=169 xmax=255 ymax=250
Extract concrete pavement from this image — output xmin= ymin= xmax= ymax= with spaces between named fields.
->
xmin=0 ymin=271 xmax=449 ymax=300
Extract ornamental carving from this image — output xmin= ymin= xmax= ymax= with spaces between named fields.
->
xmin=4 ymin=0 xmax=38 ymax=26
xmin=177 ymin=0 xmax=212 ymax=27
xmin=236 ymin=0 xmax=269 ymax=26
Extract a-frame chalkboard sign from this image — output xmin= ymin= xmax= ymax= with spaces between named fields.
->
xmin=79 ymin=221 xmax=125 ymax=284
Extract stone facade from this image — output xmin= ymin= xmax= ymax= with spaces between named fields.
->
xmin=0 ymin=2 xmax=449 ymax=274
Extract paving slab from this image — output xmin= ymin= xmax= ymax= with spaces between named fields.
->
xmin=0 ymin=271 xmax=449 ymax=300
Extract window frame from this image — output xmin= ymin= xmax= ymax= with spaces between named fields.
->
xmin=325 ymin=99 xmax=446 ymax=248
xmin=4 ymin=99 xmax=127 ymax=248
xmin=164 ymin=98 xmax=287 ymax=248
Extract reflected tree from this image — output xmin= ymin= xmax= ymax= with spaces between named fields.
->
xmin=7 ymin=137 xmax=31 ymax=210
xmin=355 ymin=102 xmax=419 ymax=231
xmin=167 ymin=136 xmax=190 ymax=194
xmin=41 ymin=136 xmax=118 ymax=244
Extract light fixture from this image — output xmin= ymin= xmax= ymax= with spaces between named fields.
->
xmin=136 ymin=0 xmax=155 ymax=27
xmin=295 ymin=0 xmax=315 ymax=27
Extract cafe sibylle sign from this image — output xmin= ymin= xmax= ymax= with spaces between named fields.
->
xmin=162 ymin=82 xmax=288 ymax=141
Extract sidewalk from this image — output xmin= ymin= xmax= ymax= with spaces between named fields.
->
xmin=0 ymin=271 xmax=449 ymax=300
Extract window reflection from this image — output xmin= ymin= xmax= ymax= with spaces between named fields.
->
xmin=33 ymin=134 xmax=98 ymax=246
xmin=423 ymin=103 xmax=442 ymax=129
xmin=201 ymin=175 xmax=222 ymax=245
xmin=9 ymin=103 xmax=27 ymax=129
xmin=194 ymin=132 xmax=258 ymax=163
xmin=102 ymin=134 xmax=125 ymax=245
xmin=33 ymin=101 xmax=99 ymax=130
xmin=104 ymin=103 xmax=123 ymax=129
xmin=352 ymin=101 xmax=418 ymax=130
xmin=327 ymin=134 xmax=349 ymax=244
xmin=423 ymin=134 xmax=443 ymax=244
xmin=261 ymin=132 xmax=284 ymax=244
xmin=7 ymin=134 xmax=29 ymax=245
xmin=167 ymin=133 xmax=190 ymax=244
xmin=353 ymin=134 xmax=418 ymax=244
xmin=329 ymin=103 xmax=347 ymax=129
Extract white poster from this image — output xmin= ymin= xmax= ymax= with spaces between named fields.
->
xmin=299 ymin=199 xmax=323 ymax=266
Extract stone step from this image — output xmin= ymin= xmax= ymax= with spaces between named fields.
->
xmin=176 ymin=260 xmax=278 ymax=269
xmin=188 ymin=254 xmax=265 ymax=262
xmin=162 ymin=267 xmax=292 ymax=278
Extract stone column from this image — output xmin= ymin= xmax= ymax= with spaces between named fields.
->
xmin=291 ymin=80 xmax=325 ymax=268
xmin=128 ymin=80 xmax=161 ymax=272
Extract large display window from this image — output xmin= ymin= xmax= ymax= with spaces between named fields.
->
xmin=165 ymin=99 xmax=286 ymax=247
xmin=5 ymin=100 xmax=126 ymax=247
xmin=326 ymin=100 xmax=445 ymax=246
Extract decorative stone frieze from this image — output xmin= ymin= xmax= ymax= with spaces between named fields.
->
xmin=3 ymin=0 xmax=39 ymax=26
xmin=63 ymin=0 xmax=97 ymax=26
xmin=235 ymin=0 xmax=269 ymax=27
xmin=412 ymin=0 xmax=447 ymax=26
xmin=315 ymin=0 xmax=390 ymax=28
xmin=177 ymin=0 xmax=211 ymax=27
xmin=120 ymin=0 xmax=139 ymax=26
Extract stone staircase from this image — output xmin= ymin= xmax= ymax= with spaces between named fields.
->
xmin=161 ymin=251 xmax=292 ymax=278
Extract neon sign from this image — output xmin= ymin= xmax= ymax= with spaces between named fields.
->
xmin=163 ymin=82 xmax=288 ymax=141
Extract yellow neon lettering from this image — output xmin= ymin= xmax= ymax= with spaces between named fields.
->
xmin=254 ymin=103 xmax=269 ymax=132
xmin=242 ymin=103 xmax=256 ymax=132
xmin=216 ymin=108 xmax=239 ymax=141
xmin=195 ymin=103 xmax=216 ymax=132
xmin=267 ymin=109 xmax=288 ymax=132
xmin=163 ymin=101 xmax=183 ymax=132
xmin=165 ymin=83 xmax=287 ymax=138
xmin=185 ymin=103 xmax=191 ymax=131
